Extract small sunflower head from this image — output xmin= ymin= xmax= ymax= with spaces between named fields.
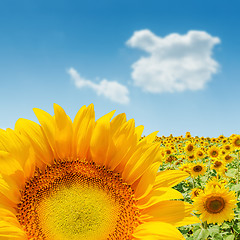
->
xmin=193 ymin=186 xmax=237 ymax=224
xmin=231 ymin=135 xmax=240 ymax=149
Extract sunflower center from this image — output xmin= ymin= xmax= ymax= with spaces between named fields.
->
xmin=38 ymin=186 xmax=118 ymax=240
xmin=235 ymin=139 xmax=240 ymax=146
xmin=225 ymin=155 xmax=231 ymax=161
xmin=193 ymin=166 xmax=202 ymax=172
xmin=187 ymin=145 xmax=193 ymax=151
xmin=205 ymin=196 xmax=225 ymax=213
xmin=17 ymin=160 xmax=140 ymax=239
xmin=214 ymin=161 xmax=222 ymax=168
xmin=211 ymin=151 xmax=217 ymax=157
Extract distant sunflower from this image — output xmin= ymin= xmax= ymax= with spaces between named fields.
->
xmin=187 ymin=154 xmax=195 ymax=161
xmin=184 ymin=142 xmax=195 ymax=156
xmin=223 ymin=154 xmax=234 ymax=164
xmin=0 ymin=104 xmax=199 ymax=240
xmin=211 ymin=160 xmax=225 ymax=173
xmin=195 ymin=149 xmax=205 ymax=159
xmin=222 ymin=144 xmax=233 ymax=153
xmin=190 ymin=163 xmax=207 ymax=178
xmin=179 ymin=163 xmax=191 ymax=175
xmin=206 ymin=177 xmax=226 ymax=189
xmin=231 ymin=135 xmax=240 ymax=149
xmin=208 ymin=146 xmax=220 ymax=159
xmin=193 ymin=186 xmax=237 ymax=224
xmin=190 ymin=188 xmax=203 ymax=199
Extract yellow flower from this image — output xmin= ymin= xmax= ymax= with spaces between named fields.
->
xmin=208 ymin=146 xmax=220 ymax=159
xmin=179 ymin=163 xmax=192 ymax=175
xmin=223 ymin=154 xmax=234 ymax=164
xmin=195 ymin=149 xmax=205 ymax=159
xmin=193 ymin=186 xmax=237 ymax=224
xmin=190 ymin=163 xmax=207 ymax=178
xmin=190 ymin=188 xmax=203 ymax=199
xmin=206 ymin=177 xmax=226 ymax=189
xmin=184 ymin=142 xmax=195 ymax=156
xmin=231 ymin=135 xmax=240 ymax=149
xmin=222 ymin=144 xmax=233 ymax=153
xmin=211 ymin=159 xmax=225 ymax=173
xmin=0 ymin=104 xmax=199 ymax=240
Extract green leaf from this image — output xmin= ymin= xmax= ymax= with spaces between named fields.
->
xmin=193 ymin=229 xmax=209 ymax=240
xmin=231 ymin=183 xmax=240 ymax=192
xmin=221 ymin=222 xmax=231 ymax=229
xmin=212 ymin=233 xmax=223 ymax=240
xmin=225 ymin=169 xmax=237 ymax=177
xmin=209 ymin=225 xmax=220 ymax=235
xmin=224 ymin=234 xmax=235 ymax=240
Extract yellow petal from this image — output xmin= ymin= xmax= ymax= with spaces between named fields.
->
xmin=53 ymin=103 xmax=73 ymax=159
xmin=134 ymin=162 xmax=159 ymax=200
xmin=74 ymin=104 xmax=95 ymax=159
xmin=33 ymin=108 xmax=56 ymax=157
xmin=140 ymin=131 xmax=158 ymax=144
xmin=137 ymin=187 xmax=184 ymax=209
xmin=110 ymin=113 xmax=127 ymax=136
xmin=90 ymin=110 xmax=115 ymax=165
xmin=122 ymin=143 xmax=160 ymax=185
xmin=15 ymin=118 xmax=53 ymax=166
xmin=107 ymin=119 xmax=137 ymax=171
xmin=134 ymin=125 xmax=144 ymax=140
xmin=0 ymin=220 xmax=27 ymax=239
xmin=153 ymin=170 xmax=189 ymax=189
xmin=133 ymin=221 xmax=184 ymax=240
xmin=140 ymin=201 xmax=199 ymax=227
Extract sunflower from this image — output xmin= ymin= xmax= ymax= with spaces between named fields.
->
xmin=223 ymin=154 xmax=234 ymax=164
xmin=190 ymin=163 xmax=207 ymax=178
xmin=195 ymin=149 xmax=205 ymax=159
xmin=0 ymin=104 xmax=199 ymax=240
xmin=187 ymin=154 xmax=195 ymax=161
xmin=211 ymin=159 xmax=225 ymax=173
xmin=222 ymin=144 xmax=233 ymax=153
xmin=179 ymin=163 xmax=192 ymax=175
xmin=190 ymin=188 xmax=203 ymax=199
xmin=231 ymin=135 xmax=240 ymax=149
xmin=193 ymin=186 xmax=237 ymax=224
xmin=208 ymin=146 xmax=220 ymax=159
xmin=184 ymin=142 xmax=195 ymax=156
xmin=205 ymin=177 xmax=226 ymax=189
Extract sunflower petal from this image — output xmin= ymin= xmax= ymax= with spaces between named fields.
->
xmin=90 ymin=110 xmax=115 ymax=165
xmin=153 ymin=170 xmax=189 ymax=189
xmin=53 ymin=104 xmax=73 ymax=158
xmin=134 ymin=162 xmax=159 ymax=200
xmin=140 ymin=201 xmax=199 ymax=227
xmin=122 ymin=143 xmax=160 ymax=185
xmin=0 ymin=220 xmax=27 ymax=239
xmin=74 ymin=104 xmax=95 ymax=159
xmin=137 ymin=187 xmax=184 ymax=209
xmin=15 ymin=119 xmax=53 ymax=166
xmin=133 ymin=221 xmax=184 ymax=240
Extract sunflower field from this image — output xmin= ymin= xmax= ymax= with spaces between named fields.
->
xmin=1 ymin=105 xmax=240 ymax=240
xmin=150 ymin=132 xmax=240 ymax=240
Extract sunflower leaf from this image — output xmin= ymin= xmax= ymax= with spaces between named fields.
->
xmin=193 ymin=229 xmax=209 ymax=240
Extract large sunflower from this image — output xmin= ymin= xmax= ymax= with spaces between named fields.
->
xmin=0 ymin=104 xmax=199 ymax=240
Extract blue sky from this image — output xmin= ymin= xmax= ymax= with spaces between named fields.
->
xmin=0 ymin=0 xmax=240 ymax=137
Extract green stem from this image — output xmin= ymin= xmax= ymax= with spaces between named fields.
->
xmin=202 ymin=221 xmax=208 ymax=229
xmin=237 ymin=151 xmax=239 ymax=185
xmin=192 ymin=177 xmax=195 ymax=188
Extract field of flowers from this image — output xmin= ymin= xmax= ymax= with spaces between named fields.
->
xmin=149 ymin=133 xmax=240 ymax=240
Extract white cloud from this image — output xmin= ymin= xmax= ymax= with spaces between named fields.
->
xmin=126 ymin=29 xmax=220 ymax=93
xmin=68 ymin=68 xmax=130 ymax=104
